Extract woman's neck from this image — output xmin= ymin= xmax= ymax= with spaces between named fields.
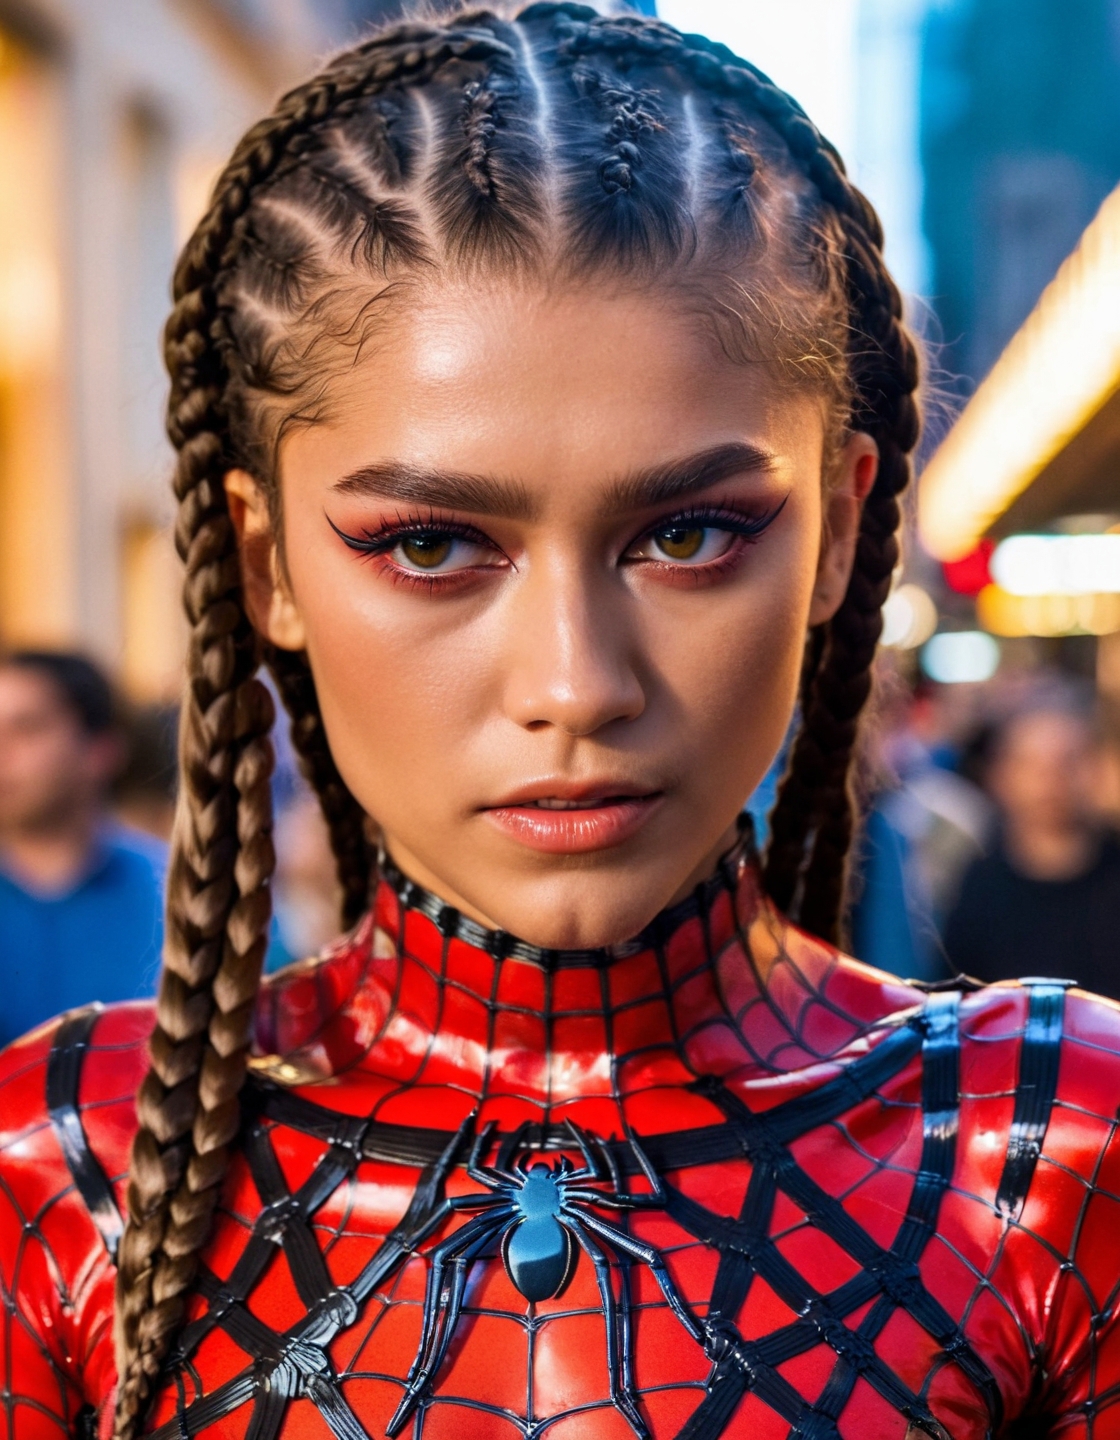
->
xmin=0 ymin=805 xmax=100 ymax=894
xmin=253 ymin=826 xmax=912 ymax=1129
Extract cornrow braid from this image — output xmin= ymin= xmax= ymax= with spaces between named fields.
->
xmin=590 ymin=73 xmax=655 ymax=194
xmin=462 ymin=79 xmax=500 ymax=195
xmin=120 ymin=6 xmax=920 ymax=1429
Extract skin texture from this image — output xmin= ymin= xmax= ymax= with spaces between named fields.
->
xmin=228 ymin=279 xmax=876 ymax=949
xmin=0 ymin=666 xmax=120 ymax=891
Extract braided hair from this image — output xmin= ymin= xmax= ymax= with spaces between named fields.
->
xmin=114 ymin=7 xmax=919 ymax=1434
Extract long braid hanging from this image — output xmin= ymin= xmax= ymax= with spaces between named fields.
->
xmin=112 ymin=27 xmax=515 ymax=1440
xmin=772 ymin=226 xmax=918 ymax=941
xmin=114 ymin=250 xmax=277 ymax=1435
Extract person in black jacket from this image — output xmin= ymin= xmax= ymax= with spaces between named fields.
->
xmin=943 ymin=703 xmax=1120 ymax=997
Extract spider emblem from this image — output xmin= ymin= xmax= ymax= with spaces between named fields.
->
xmin=386 ymin=1119 xmax=702 ymax=1439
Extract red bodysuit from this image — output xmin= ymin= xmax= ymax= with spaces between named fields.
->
xmin=3 ymin=832 xmax=1120 ymax=1439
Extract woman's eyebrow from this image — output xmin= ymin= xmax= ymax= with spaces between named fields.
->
xmin=334 ymin=462 xmax=539 ymax=519
xmin=605 ymin=442 xmax=777 ymax=511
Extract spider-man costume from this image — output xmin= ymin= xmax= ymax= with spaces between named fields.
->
xmin=4 ymin=826 xmax=1120 ymax=1439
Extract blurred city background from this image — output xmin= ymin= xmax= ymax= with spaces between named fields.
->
xmin=2 ymin=0 xmax=1120 ymax=1034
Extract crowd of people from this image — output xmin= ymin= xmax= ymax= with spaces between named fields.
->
xmin=852 ymin=661 xmax=1120 ymax=995
xmin=2 ymin=646 xmax=1119 ymax=1045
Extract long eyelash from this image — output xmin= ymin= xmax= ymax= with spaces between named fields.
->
xmin=648 ymin=494 xmax=789 ymax=541
xmin=325 ymin=510 xmax=491 ymax=555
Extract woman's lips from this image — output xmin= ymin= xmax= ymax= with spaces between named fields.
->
xmin=482 ymin=793 xmax=664 ymax=854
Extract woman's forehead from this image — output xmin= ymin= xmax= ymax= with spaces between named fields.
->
xmin=281 ymin=279 xmax=825 ymax=495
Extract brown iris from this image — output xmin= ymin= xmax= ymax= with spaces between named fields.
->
xmin=653 ymin=526 xmax=705 ymax=561
xmin=401 ymin=536 xmax=453 ymax=568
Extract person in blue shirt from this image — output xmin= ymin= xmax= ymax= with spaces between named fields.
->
xmin=0 ymin=651 xmax=167 ymax=1045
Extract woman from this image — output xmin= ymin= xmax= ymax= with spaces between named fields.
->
xmin=2 ymin=6 xmax=1117 ymax=1438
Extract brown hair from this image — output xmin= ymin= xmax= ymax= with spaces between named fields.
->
xmin=112 ymin=7 xmax=919 ymax=1434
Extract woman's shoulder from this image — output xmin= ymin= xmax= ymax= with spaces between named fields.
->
xmin=954 ymin=974 xmax=1120 ymax=1064
xmin=796 ymin=917 xmax=1120 ymax=1135
xmin=965 ymin=977 xmax=1120 ymax=1113
xmin=893 ymin=968 xmax=1120 ymax=1104
xmin=0 ymin=999 xmax=151 ymax=1251
xmin=949 ymin=980 xmax=1120 ymax=1215
xmin=827 ymin=962 xmax=1120 ymax=1249
xmin=949 ymin=981 xmax=1120 ymax=1315
xmin=0 ymin=995 xmax=153 ymax=1109
xmin=0 ymin=1001 xmax=149 ymax=1412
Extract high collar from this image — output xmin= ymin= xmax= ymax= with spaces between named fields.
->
xmin=251 ymin=818 xmax=884 ymax=1120
xmin=377 ymin=815 xmax=760 ymax=970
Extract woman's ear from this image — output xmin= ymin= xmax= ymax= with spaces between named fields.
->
xmin=808 ymin=432 xmax=879 ymax=626
xmin=224 ymin=470 xmax=307 ymax=650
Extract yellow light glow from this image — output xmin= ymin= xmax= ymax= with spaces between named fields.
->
xmin=881 ymin=582 xmax=938 ymax=649
xmin=918 ymin=181 xmax=1120 ymax=561
xmin=977 ymin=585 xmax=1120 ymax=637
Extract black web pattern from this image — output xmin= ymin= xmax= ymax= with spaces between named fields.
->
xmin=37 ymin=981 xmax=1081 ymax=1439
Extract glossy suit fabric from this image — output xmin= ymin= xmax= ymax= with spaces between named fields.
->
xmin=3 ymin=837 xmax=1120 ymax=1439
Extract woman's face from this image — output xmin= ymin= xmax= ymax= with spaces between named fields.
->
xmin=230 ymin=280 xmax=875 ymax=948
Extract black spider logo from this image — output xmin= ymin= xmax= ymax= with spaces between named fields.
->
xmin=386 ymin=1118 xmax=702 ymax=1439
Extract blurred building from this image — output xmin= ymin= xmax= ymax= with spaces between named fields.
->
xmin=0 ymin=0 xmax=397 ymax=701
xmin=921 ymin=0 xmax=1120 ymax=390
xmin=918 ymin=169 xmax=1120 ymax=694
xmin=878 ymin=0 xmax=1120 ymax=705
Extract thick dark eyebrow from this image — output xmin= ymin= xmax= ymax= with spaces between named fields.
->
xmin=332 ymin=442 xmax=774 ymax=521
xmin=604 ymin=442 xmax=777 ymax=511
xmin=333 ymin=462 xmax=539 ymax=520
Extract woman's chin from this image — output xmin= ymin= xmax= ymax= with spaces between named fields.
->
xmin=384 ymin=813 xmax=741 ymax=950
xmin=446 ymin=870 xmax=689 ymax=950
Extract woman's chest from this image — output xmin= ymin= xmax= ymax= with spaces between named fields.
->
xmin=141 ymin=1065 xmax=1005 ymax=1440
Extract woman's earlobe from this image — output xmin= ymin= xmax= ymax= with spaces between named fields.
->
xmin=224 ymin=469 xmax=308 ymax=650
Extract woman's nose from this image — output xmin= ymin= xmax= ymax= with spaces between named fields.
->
xmin=500 ymin=566 xmax=646 ymax=736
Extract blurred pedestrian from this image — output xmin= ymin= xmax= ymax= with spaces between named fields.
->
xmin=0 ymin=652 xmax=166 ymax=1043
xmin=943 ymin=704 xmax=1120 ymax=996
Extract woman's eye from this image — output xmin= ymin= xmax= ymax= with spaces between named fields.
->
xmin=391 ymin=533 xmax=494 ymax=572
xmin=654 ymin=526 xmax=706 ymax=561
xmin=631 ymin=525 xmax=736 ymax=566
xmin=398 ymin=535 xmax=453 ymax=569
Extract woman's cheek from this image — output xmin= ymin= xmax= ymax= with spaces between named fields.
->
xmin=673 ymin=535 xmax=814 ymax=778
xmin=296 ymin=583 xmax=492 ymax=820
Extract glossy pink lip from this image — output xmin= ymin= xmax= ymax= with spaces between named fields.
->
xmin=482 ymin=791 xmax=665 ymax=854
